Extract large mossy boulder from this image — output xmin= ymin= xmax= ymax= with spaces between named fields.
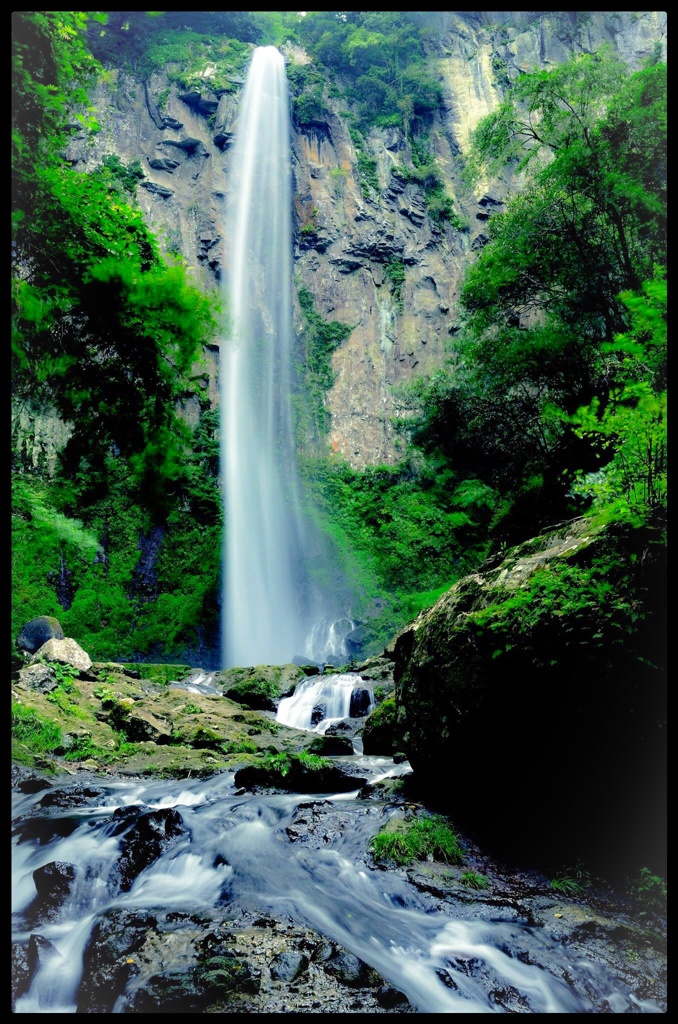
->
xmin=393 ymin=518 xmax=666 ymax=874
xmin=216 ymin=664 xmax=305 ymax=710
xmin=16 ymin=616 xmax=64 ymax=654
xmin=361 ymin=697 xmax=398 ymax=755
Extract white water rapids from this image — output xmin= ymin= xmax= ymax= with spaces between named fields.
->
xmin=277 ymin=673 xmax=373 ymax=733
xmin=12 ymin=761 xmax=663 ymax=1014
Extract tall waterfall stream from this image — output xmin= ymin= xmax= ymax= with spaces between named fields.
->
xmin=220 ymin=46 xmax=345 ymax=669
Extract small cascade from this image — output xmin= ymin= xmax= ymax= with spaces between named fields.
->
xmin=276 ymin=673 xmax=373 ymax=733
xmin=302 ymin=615 xmax=355 ymax=665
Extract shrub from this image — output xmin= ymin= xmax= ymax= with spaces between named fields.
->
xmin=461 ymin=870 xmax=489 ymax=889
xmin=370 ymin=814 xmax=465 ymax=866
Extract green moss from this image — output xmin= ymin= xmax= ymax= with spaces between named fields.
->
xmin=223 ymin=677 xmax=280 ymax=710
xmin=119 ymin=663 xmax=192 ymax=684
xmin=384 ymin=260 xmax=406 ymax=312
xmin=296 ymin=286 xmax=353 ymax=444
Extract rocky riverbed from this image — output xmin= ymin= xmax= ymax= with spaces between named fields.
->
xmin=11 ymin=759 xmax=667 ymax=1014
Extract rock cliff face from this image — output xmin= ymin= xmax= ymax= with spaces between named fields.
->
xmin=391 ymin=517 xmax=667 ymax=872
xmin=20 ymin=10 xmax=662 ymax=473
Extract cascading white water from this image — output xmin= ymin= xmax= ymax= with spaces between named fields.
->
xmin=276 ymin=673 xmax=373 ymax=733
xmin=221 ymin=46 xmax=317 ymax=668
xmin=303 ymin=615 xmax=355 ymax=665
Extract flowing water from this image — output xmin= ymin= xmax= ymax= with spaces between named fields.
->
xmin=220 ymin=45 xmax=322 ymax=668
xmin=277 ymin=672 xmax=373 ymax=733
xmin=12 ymin=761 xmax=662 ymax=1014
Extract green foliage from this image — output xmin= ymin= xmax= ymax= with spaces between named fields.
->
xmin=295 ymin=751 xmax=333 ymax=771
xmin=12 ymin=703 xmax=62 ymax=753
xmin=63 ymin=732 xmax=137 ymax=764
xmin=85 ymin=13 xmax=257 ymax=78
xmin=394 ymin=135 xmax=464 ymax=230
xmin=384 ymin=260 xmax=405 ymax=312
xmin=463 ymin=53 xmax=666 ymax=337
xmin=564 ymin=271 xmax=667 ymax=515
xmin=348 ymin=128 xmax=380 ymax=199
xmin=370 ymin=815 xmax=465 ymax=866
xmin=396 ymin=54 xmax=666 ymax=549
xmin=263 ymin=751 xmax=293 ymax=777
xmin=296 ymin=12 xmax=442 ymax=135
xmin=222 ymin=739 xmax=258 ymax=755
xmin=461 ymin=870 xmax=490 ymax=890
xmin=550 ymin=876 xmax=586 ymax=896
xmin=288 ymin=61 xmax=327 ymax=124
xmin=296 ymin=286 xmax=353 ymax=443
xmin=45 ymin=679 xmax=88 ymax=718
xmin=262 ymin=750 xmax=331 ymax=777
xmin=628 ymin=867 xmax=667 ymax=918
xmin=550 ymin=863 xmax=592 ymax=896
xmin=12 ymin=12 xmax=103 ymax=169
xmin=303 ymin=456 xmax=491 ymax=596
xmin=12 ymin=12 xmax=225 ymax=663
xmin=101 ymin=153 xmax=145 ymax=194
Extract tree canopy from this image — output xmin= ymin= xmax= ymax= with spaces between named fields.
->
xmin=399 ymin=50 xmax=666 ymax=543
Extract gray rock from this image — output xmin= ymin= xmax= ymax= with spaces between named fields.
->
xmin=32 ymin=861 xmax=76 ymax=920
xmin=148 ymin=157 xmax=179 ymax=172
xmin=17 ymin=662 xmax=58 ymax=693
xmin=30 ymin=637 xmax=92 ymax=673
xmin=269 ymin=951 xmax=310 ymax=982
xmin=17 ymin=616 xmax=64 ymax=653
xmin=139 ymin=180 xmax=174 ymax=198
xmin=324 ymin=950 xmax=381 ymax=988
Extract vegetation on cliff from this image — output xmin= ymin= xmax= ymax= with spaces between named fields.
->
xmin=12 ymin=12 xmax=222 ymax=661
xmin=397 ymin=49 xmax=666 ymax=549
xmin=11 ymin=14 xmax=666 ymax=677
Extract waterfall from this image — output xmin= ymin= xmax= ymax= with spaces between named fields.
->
xmin=221 ymin=46 xmax=318 ymax=669
xmin=276 ymin=673 xmax=374 ymax=733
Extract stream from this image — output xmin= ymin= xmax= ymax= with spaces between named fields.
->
xmin=11 ymin=751 xmax=665 ymax=1014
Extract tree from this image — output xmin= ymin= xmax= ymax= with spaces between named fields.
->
xmin=399 ymin=51 xmax=666 ymax=543
xmin=462 ymin=51 xmax=666 ymax=339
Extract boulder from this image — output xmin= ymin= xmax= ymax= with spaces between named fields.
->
xmin=349 ymin=687 xmax=371 ymax=717
xmin=393 ymin=519 xmax=667 ymax=872
xmin=78 ymin=909 xmax=157 ymax=1012
xmin=16 ymin=662 xmax=58 ymax=693
xmin=30 ymin=637 xmax=92 ymax=674
xmin=32 ymin=861 xmax=76 ymax=920
xmin=308 ymin=733 xmax=354 ymax=756
xmin=361 ymin=697 xmax=397 ymax=756
xmin=111 ymin=806 xmax=187 ymax=892
xmin=16 ymin=616 xmax=64 ymax=654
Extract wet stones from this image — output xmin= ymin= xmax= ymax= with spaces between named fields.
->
xmin=307 ymin=733 xmax=354 ymax=756
xmin=349 ymin=687 xmax=371 ymax=717
xmin=269 ymin=951 xmax=310 ymax=983
xmin=78 ymin=909 xmax=157 ymax=1012
xmin=323 ymin=950 xmax=383 ymax=988
xmin=111 ymin=806 xmax=186 ymax=892
xmin=32 ymin=861 xmax=76 ymax=920
xmin=234 ymin=760 xmax=366 ymax=795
